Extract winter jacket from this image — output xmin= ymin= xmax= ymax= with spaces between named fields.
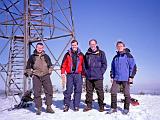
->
xmin=110 ymin=49 xmax=137 ymax=81
xmin=26 ymin=50 xmax=53 ymax=77
xmin=85 ymin=46 xmax=107 ymax=80
xmin=61 ymin=48 xmax=85 ymax=74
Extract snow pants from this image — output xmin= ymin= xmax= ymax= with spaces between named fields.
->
xmin=110 ymin=81 xmax=130 ymax=110
xmin=63 ymin=73 xmax=83 ymax=108
xmin=85 ymin=79 xmax=104 ymax=108
xmin=32 ymin=74 xmax=53 ymax=108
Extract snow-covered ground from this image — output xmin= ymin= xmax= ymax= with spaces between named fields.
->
xmin=0 ymin=93 xmax=160 ymax=120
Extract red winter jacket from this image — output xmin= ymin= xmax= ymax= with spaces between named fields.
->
xmin=61 ymin=48 xmax=85 ymax=75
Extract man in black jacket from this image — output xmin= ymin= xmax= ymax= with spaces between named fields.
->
xmin=25 ymin=43 xmax=54 ymax=115
xmin=83 ymin=39 xmax=107 ymax=112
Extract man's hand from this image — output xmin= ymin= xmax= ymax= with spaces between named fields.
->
xmin=82 ymin=75 xmax=86 ymax=78
xmin=111 ymin=79 xmax=113 ymax=84
xmin=49 ymin=66 xmax=53 ymax=74
xmin=25 ymin=69 xmax=33 ymax=77
xmin=61 ymin=74 xmax=66 ymax=89
xmin=129 ymin=78 xmax=133 ymax=84
xmin=24 ymin=72 xmax=29 ymax=77
xmin=49 ymin=69 xmax=53 ymax=74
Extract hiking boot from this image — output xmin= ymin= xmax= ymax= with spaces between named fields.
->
xmin=46 ymin=105 xmax=55 ymax=114
xmin=122 ymin=109 xmax=129 ymax=115
xmin=36 ymin=107 xmax=41 ymax=115
xmin=106 ymin=108 xmax=117 ymax=114
xmin=74 ymin=107 xmax=79 ymax=112
xmin=99 ymin=106 xmax=104 ymax=112
xmin=83 ymin=106 xmax=92 ymax=112
xmin=63 ymin=105 xmax=69 ymax=112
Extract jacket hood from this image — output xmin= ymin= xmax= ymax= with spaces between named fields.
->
xmin=117 ymin=48 xmax=131 ymax=55
xmin=87 ymin=46 xmax=100 ymax=54
xmin=68 ymin=47 xmax=81 ymax=54
xmin=125 ymin=48 xmax=131 ymax=53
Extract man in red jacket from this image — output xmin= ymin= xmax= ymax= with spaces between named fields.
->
xmin=61 ymin=40 xmax=85 ymax=112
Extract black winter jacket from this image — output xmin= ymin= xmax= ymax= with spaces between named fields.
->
xmin=84 ymin=46 xmax=107 ymax=80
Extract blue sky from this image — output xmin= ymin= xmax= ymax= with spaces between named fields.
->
xmin=71 ymin=0 xmax=160 ymax=93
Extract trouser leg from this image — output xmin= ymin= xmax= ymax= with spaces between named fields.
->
xmin=122 ymin=81 xmax=130 ymax=110
xmin=42 ymin=75 xmax=53 ymax=106
xmin=110 ymin=80 xmax=119 ymax=109
xmin=32 ymin=75 xmax=42 ymax=108
xmin=94 ymin=80 xmax=104 ymax=107
xmin=73 ymin=74 xmax=83 ymax=108
xmin=63 ymin=74 xmax=74 ymax=107
xmin=85 ymin=80 xmax=94 ymax=108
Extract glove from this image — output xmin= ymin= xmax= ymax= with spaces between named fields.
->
xmin=25 ymin=69 xmax=33 ymax=77
xmin=24 ymin=72 xmax=29 ymax=77
xmin=129 ymin=78 xmax=133 ymax=84
xmin=49 ymin=66 xmax=53 ymax=75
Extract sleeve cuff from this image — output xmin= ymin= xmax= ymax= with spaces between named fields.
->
xmin=129 ymin=76 xmax=134 ymax=78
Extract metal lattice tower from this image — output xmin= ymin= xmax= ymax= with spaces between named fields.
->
xmin=0 ymin=0 xmax=75 ymax=100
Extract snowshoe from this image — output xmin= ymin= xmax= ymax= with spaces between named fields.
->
xmin=130 ymin=98 xmax=139 ymax=106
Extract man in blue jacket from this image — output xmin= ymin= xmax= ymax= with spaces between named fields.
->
xmin=83 ymin=39 xmax=107 ymax=112
xmin=108 ymin=41 xmax=137 ymax=114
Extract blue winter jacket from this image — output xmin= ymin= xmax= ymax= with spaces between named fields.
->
xmin=110 ymin=50 xmax=137 ymax=81
xmin=85 ymin=46 xmax=107 ymax=80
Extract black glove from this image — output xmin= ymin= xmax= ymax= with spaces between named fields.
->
xmin=24 ymin=72 xmax=33 ymax=77
xmin=24 ymin=72 xmax=29 ymax=77
xmin=129 ymin=81 xmax=133 ymax=84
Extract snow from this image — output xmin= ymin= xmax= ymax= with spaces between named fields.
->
xmin=0 ymin=93 xmax=160 ymax=120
